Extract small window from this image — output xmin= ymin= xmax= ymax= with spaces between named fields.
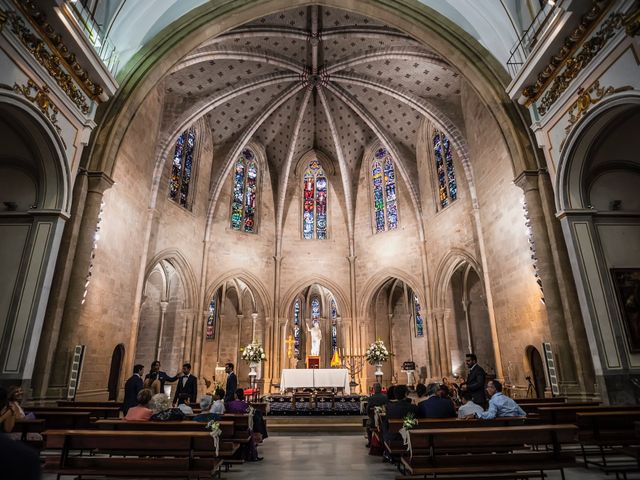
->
xmin=372 ymin=148 xmax=399 ymax=233
xmin=302 ymin=159 xmax=328 ymax=239
xmin=169 ymin=126 xmax=197 ymax=208
xmin=230 ymin=148 xmax=259 ymax=233
xmin=433 ymin=131 xmax=458 ymax=208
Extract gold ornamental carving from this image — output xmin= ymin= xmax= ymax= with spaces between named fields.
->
xmin=14 ymin=0 xmax=103 ymax=100
xmin=12 ymin=79 xmax=66 ymax=147
xmin=624 ymin=2 xmax=640 ymax=36
xmin=7 ymin=11 xmax=90 ymax=114
xmin=537 ymin=12 xmax=624 ymax=116
xmin=522 ymin=0 xmax=611 ymax=102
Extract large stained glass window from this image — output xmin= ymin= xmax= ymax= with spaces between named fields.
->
xmin=230 ymin=149 xmax=258 ymax=233
xmin=206 ymin=295 xmax=217 ymax=340
xmin=433 ymin=131 xmax=458 ymax=208
xmin=303 ymin=159 xmax=328 ymax=239
xmin=371 ymin=148 xmax=398 ymax=233
xmin=293 ymin=299 xmax=301 ymax=359
xmin=311 ymin=296 xmax=321 ymax=326
xmin=330 ymin=298 xmax=338 ymax=353
xmin=413 ymin=293 xmax=424 ymax=337
xmin=169 ymin=126 xmax=196 ymax=208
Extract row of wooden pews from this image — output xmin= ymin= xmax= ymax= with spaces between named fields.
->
xmin=366 ymin=397 xmax=640 ymax=479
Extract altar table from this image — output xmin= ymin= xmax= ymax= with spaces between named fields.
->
xmin=280 ymin=368 xmax=350 ymax=395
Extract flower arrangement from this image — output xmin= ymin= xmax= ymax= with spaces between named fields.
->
xmin=241 ymin=341 xmax=266 ymax=363
xmin=402 ymin=413 xmax=418 ymax=430
xmin=365 ymin=339 xmax=390 ymax=364
xmin=206 ymin=420 xmax=222 ymax=456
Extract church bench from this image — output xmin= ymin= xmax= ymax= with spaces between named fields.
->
xmin=28 ymin=411 xmax=93 ymax=429
xmin=399 ymin=424 xmax=578 ymax=480
xmin=575 ymin=411 xmax=640 ymax=469
xmin=11 ymin=419 xmax=45 ymax=449
xmin=516 ymin=397 xmax=567 ymax=405
xmin=42 ymin=430 xmax=225 ymax=479
xmin=57 ymin=400 xmax=123 ymax=409
xmin=94 ymin=419 xmax=235 ymax=436
xmin=520 ymin=401 xmax=600 ymax=415
xmin=28 ymin=405 xmax=121 ymax=419
xmin=536 ymin=405 xmax=640 ymax=424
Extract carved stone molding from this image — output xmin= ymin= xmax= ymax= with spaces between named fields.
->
xmin=522 ymin=0 xmax=611 ymax=102
xmin=625 ymin=1 xmax=640 ymax=36
xmin=0 ymin=9 xmax=7 ymax=32
xmin=537 ymin=12 xmax=624 ymax=116
xmin=7 ymin=10 xmax=90 ymax=114
xmin=12 ymin=78 xmax=66 ymax=147
xmin=560 ymin=81 xmax=633 ymax=149
xmin=14 ymin=0 xmax=103 ymax=99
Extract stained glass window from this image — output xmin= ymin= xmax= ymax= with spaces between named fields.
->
xmin=303 ymin=159 xmax=328 ymax=239
xmin=206 ymin=295 xmax=217 ymax=340
xmin=371 ymin=148 xmax=399 ymax=232
xmin=230 ymin=149 xmax=258 ymax=233
xmin=330 ymin=298 xmax=338 ymax=353
xmin=433 ymin=131 xmax=458 ymax=208
xmin=413 ymin=293 xmax=424 ymax=337
xmin=169 ymin=126 xmax=196 ymax=208
xmin=293 ymin=299 xmax=301 ymax=359
xmin=311 ymin=296 xmax=321 ymax=326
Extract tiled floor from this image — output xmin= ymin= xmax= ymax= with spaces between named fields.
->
xmin=42 ymin=434 xmax=624 ymax=479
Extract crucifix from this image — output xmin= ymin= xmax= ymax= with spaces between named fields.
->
xmin=285 ymin=335 xmax=295 ymax=365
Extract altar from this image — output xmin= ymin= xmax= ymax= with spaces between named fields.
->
xmin=280 ymin=368 xmax=350 ymax=395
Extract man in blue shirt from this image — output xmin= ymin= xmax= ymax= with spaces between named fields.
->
xmin=473 ymin=380 xmax=526 ymax=419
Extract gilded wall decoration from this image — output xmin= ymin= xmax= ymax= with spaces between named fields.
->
xmin=560 ymin=81 xmax=632 ymax=148
xmin=7 ymin=11 xmax=90 ymax=114
xmin=14 ymin=0 xmax=103 ymax=100
xmin=12 ymin=79 xmax=66 ymax=148
xmin=522 ymin=1 xmax=610 ymax=102
xmin=537 ymin=12 xmax=624 ymax=116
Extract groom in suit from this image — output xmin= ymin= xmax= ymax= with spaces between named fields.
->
xmin=122 ymin=364 xmax=144 ymax=414
xmin=464 ymin=353 xmax=487 ymax=408
xmin=173 ymin=363 xmax=198 ymax=405
xmin=224 ymin=362 xmax=237 ymax=403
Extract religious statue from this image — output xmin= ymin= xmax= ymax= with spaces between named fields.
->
xmin=307 ymin=321 xmax=322 ymax=356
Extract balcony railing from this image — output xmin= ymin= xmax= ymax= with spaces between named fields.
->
xmin=507 ymin=2 xmax=557 ymax=77
xmin=66 ymin=0 xmax=119 ymax=74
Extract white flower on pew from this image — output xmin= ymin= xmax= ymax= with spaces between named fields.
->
xmin=206 ymin=420 xmax=222 ymax=457
xmin=400 ymin=413 xmax=417 ymax=459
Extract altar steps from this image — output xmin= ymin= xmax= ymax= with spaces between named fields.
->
xmin=266 ymin=415 xmax=365 ymax=434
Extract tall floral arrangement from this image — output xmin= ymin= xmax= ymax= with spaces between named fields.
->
xmin=365 ymin=339 xmax=390 ymax=365
xmin=241 ymin=341 xmax=266 ymax=363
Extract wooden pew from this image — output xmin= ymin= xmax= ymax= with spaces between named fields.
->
xmin=43 ymin=430 xmax=225 ymax=479
xmin=516 ymin=397 xmax=567 ymax=405
xmin=400 ymin=424 xmax=578 ymax=480
xmin=520 ymin=401 xmax=600 ymax=415
xmin=28 ymin=405 xmax=121 ymax=419
xmin=29 ymin=411 xmax=92 ymax=429
xmin=95 ymin=419 xmax=234 ymax=436
xmin=57 ymin=400 xmax=123 ymax=409
xmin=537 ymin=405 xmax=640 ymax=424
xmin=11 ymin=419 xmax=45 ymax=449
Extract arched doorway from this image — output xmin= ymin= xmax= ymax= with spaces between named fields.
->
xmin=526 ymin=346 xmax=546 ymax=399
xmin=107 ymin=344 xmax=125 ymax=400
xmin=0 ymin=94 xmax=69 ymax=386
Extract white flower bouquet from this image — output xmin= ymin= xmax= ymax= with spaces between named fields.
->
xmin=365 ymin=339 xmax=390 ymax=364
xmin=241 ymin=341 xmax=266 ymax=362
xmin=402 ymin=413 xmax=418 ymax=430
xmin=206 ymin=420 xmax=222 ymax=456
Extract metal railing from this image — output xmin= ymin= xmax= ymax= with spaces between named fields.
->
xmin=66 ymin=0 xmax=119 ymax=74
xmin=507 ymin=2 xmax=557 ymax=77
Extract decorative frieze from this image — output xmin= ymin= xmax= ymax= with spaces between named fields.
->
xmin=624 ymin=2 xmax=640 ymax=36
xmin=522 ymin=1 xmax=610 ymax=102
xmin=12 ymin=78 xmax=66 ymax=147
xmin=537 ymin=12 xmax=624 ymax=116
xmin=7 ymin=10 xmax=90 ymax=114
xmin=14 ymin=0 xmax=103 ymax=99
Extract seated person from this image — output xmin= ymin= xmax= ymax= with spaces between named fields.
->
xmin=226 ymin=388 xmax=250 ymax=414
xmin=149 ymin=393 xmax=185 ymax=421
xmin=472 ymin=380 xmax=526 ymax=419
xmin=125 ymin=388 xmax=154 ymax=421
xmin=418 ymin=383 xmax=456 ymax=418
xmin=382 ymin=385 xmax=418 ymax=444
xmin=193 ymin=395 xmax=220 ymax=422
xmin=177 ymin=394 xmax=194 ymax=415
xmin=457 ymin=390 xmax=484 ymax=418
xmin=6 ymin=386 xmax=41 ymax=441
xmin=211 ymin=388 xmax=226 ymax=415
xmin=414 ymin=383 xmax=428 ymax=405
xmin=366 ymin=383 xmax=388 ymax=447
xmin=0 ymin=386 xmax=16 ymax=433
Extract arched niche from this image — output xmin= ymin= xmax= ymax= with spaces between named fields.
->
xmin=557 ymin=95 xmax=640 ymax=404
xmin=0 ymin=93 xmax=69 ymax=386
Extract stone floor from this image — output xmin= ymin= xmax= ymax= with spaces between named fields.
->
xmin=42 ymin=434 xmax=625 ymax=479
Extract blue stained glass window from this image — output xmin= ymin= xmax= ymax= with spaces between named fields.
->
xmin=414 ymin=293 xmax=424 ymax=337
xmin=434 ymin=131 xmax=457 ymax=208
xmin=302 ymin=159 xmax=328 ymax=239
xmin=169 ymin=126 xmax=196 ymax=208
xmin=206 ymin=296 xmax=217 ymax=340
xmin=311 ymin=297 xmax=320 ymax=325
xmin=230 ymin=149 xmax=259 ymax=232
xmin=294 ymin=299 xmax=301 ymax=359
xmin=371 ymin=148 xmax=399 ymax=232
xmin=331 ymin=298 xmax=338 ymax=353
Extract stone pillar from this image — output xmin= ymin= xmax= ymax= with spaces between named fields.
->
xmin=47 ymin=171 xmax=113 ymax=391
xmin=251 ymin=312 xmax=258 ymax=342
xmin=155 ymin=301 xmax=169 ymax=360
xmin=462 ymin=300 xmax=473 ymax=353
xmin=515 ymin=170 xmax=578 ymax=389
xmin=236 ymin=314 xmax=244 ymax=368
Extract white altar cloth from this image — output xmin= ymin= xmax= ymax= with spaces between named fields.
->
xmin=280 ymin=369 xmax=350 ymax=394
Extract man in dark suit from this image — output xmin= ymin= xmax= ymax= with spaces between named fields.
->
xmin=366 ymin=383 xmax=388 ymax=447
xmin=224 ymin=363 xmax=237 ymax=403
xmin=173 ymin=362 xmax=198 ymax=405
xmin=417 ymin=383 xmax=456 ymax=418
xmin=463 ymin=353 xmax=487 ymax=408
xmin=145 ymin=360 xmax=179 ymax=392
xmin=122 ymin=364 xmax=144 ymax=415
xmin=382 ymin=384 xmax=418 ymax=444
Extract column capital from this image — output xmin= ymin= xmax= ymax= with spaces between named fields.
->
xmin=347 ymin=255 xmax=357 ymax=264
xmin=84 ymin=170 xmax=115 ymax=194
xmin=251 ymin=312 xmax=258 ymax=320
xmin=513 ymin=170 xmax=541 ymax=192
xmin=159 ymin=301 xmax=169 ymax=313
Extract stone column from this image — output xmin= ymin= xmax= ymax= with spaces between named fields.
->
xmin=515 ymin=170 xmax=578 ymax=388
xmin=155 ymin=301 xmax=169 ymax=360
xmin=462 ymin=300 xmax=473 ymax=353
xmin=251 ymin=312 xmax=258 ymax=342
xmin=236 ymin=314 xmax=244 ymax=368
xmin=47 ymin=171 xmax=114 ymax=391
